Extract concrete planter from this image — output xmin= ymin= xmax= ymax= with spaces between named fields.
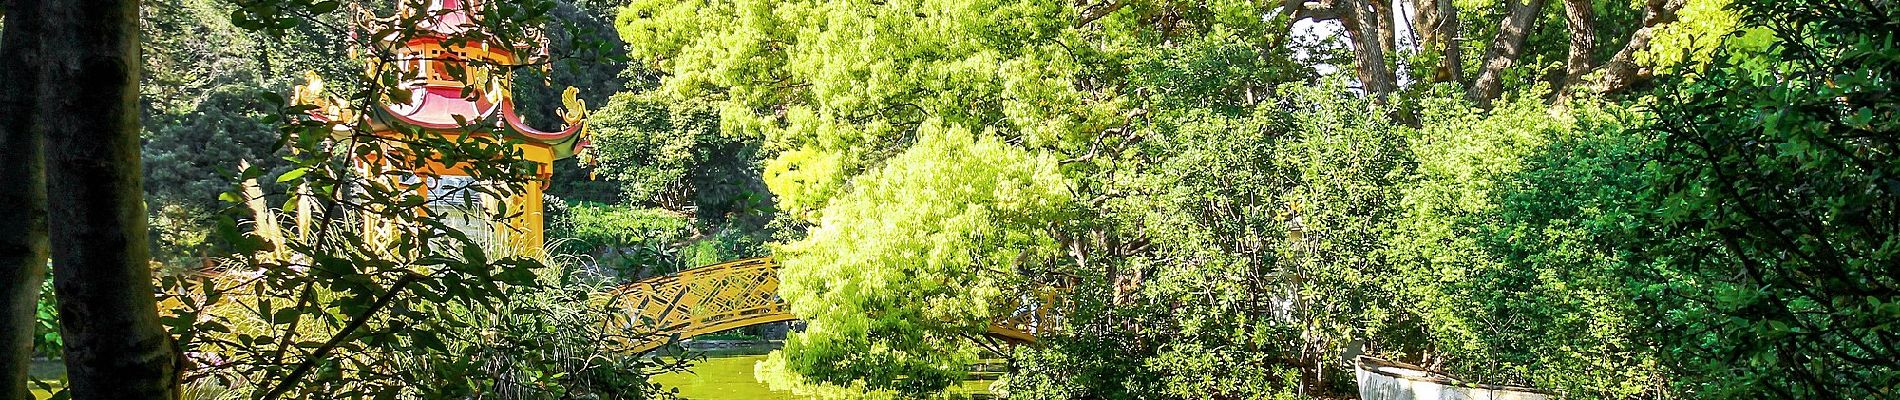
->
xmin=1356 ymin=356 xmax=1550 ymax=400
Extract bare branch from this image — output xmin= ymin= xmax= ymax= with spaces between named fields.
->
xmin=260 ymin=272 xmax=422 ymax=400
xmin=1284 ymin=0 xmax=1344 ymax=22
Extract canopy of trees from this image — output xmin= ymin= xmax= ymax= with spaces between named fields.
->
xmin=2 ymin=0 xmax=1895 ymax=399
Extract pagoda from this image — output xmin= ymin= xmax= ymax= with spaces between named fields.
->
xmin=296 ymin=0 xmax=588 ymax=251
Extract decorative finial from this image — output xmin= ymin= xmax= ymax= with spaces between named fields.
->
xmin=559 ymin=86 xmax=588 ymax=127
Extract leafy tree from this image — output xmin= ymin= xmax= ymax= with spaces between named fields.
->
xmin=761 ymin=124 xmax=1073 ymax=396
xmin=585 ymin=93 xmax=767 ymax=220
xmin=137 ymin=0 xmax=346 ymax=267
xmin=1642 ymin=0 xmax=1900 ymax=396
xmin=1010 ymin=83 xmax=1407 ymax=399
xmin=142 ymin=83 xmax=285 ymax=218
xmin=1386 ymin=91 xmax=1664 ymax=398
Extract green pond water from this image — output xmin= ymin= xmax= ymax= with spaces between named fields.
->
xmin=654 ymin=355 xmax=996 ymax=400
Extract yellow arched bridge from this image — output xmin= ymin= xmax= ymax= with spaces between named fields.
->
xmin=596 ymin=257 xmax=1049 ymax=353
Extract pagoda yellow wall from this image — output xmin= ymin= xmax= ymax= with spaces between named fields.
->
xmin=391 ymin=135 xmax=557 ymax=257
xmin=513 ymin=142 xmax=553 ymax=255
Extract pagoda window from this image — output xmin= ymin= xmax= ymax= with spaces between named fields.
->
xmin=414 ymin=175 xmax=498 ymax=250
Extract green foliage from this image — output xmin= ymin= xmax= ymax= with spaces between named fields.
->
xmin=549 ymin=201 xmax=692 ymax=277
xmin=618 ymin=0 xmax=1123 ymax=218
xmin=762 ymin=124 xmax=1072 ymax=397
xmin=32 ymin=269 xmax=59 ymax=359
xmin=585 ymin=92 xmax=771 ymax=223
xmin=137 ymin=0 xmax=352 ymax=270
xmin=1641 ymin=0 xmax=1743 ymax=72
xmin=677 ymin=227 xmax=769 ymax=269
xmin=1008 ymin=83 xmax=1406 ymax=399
xmin=401 ymin=258 xmax=696 ymax=399
xmin=138 ymin=1 xmax=690 ymax=398
xmin=1387 ymin=92 xmax=1664 ymax=398
xmin=481 ymin=0 xmax=1900 ymax=399
xmin=1640 ymin=1 xmax=1900 ymax=396
xmin=142 ymin=82 xmax=285 ymax=216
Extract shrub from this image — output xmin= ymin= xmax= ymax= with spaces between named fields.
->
xmin=1386 ymin=92 xmax=1665 ymax=397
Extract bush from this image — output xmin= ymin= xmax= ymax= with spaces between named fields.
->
xmin=1386 ymin=92 xmax=1665 ymax=398
xmin=1006 ymin=84 xmax=1408 ymax=399
xmin=32 ymin=268 xmax=59 ymax=359
xmin=1640 ymin=1 xmax=1900 ymax=395
xmin=549 ymin=201 xmax=692 ymax=277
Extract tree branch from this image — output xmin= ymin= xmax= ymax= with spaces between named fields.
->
xmin=1581 ymin=0 xmax=1686 ymax=95
xmin=1284 ymin=0 xmax=1344 ymax=22
xmin=1075 ymin=0 xmax=1128 ymax=27
xmin=1468 ymin=0 xmax=1550 ymax=106
xmin=260 ymin=272 xmax=422 ymax=400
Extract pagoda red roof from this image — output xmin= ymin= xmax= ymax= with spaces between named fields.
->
xmin=367 ymin=83 xmax=587 ymax=158
xmin=362 ymin=0 xmax=583 ymax=158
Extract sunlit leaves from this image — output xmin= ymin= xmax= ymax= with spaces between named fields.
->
xmin=764 ymin=123 xmax=1072 ymax=396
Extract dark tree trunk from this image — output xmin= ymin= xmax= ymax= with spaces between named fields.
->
xmin=1469 ymin=0 xmax=1549 ymax=105
xmin=0 ymin=0 xmax=50 ymax=397
xmin=38 ymin=0 xmax=181 ymax=397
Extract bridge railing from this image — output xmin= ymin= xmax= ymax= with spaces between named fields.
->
xmin=597 ymin=257 xmax=1057 ymax=353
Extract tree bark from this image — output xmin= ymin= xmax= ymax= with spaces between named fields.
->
xmin=1075 ymin=0 xmax=1128 ymax=27
xmin=39 ymin=0 xmax=181 ymax=397
xmin=1415 ymin=0 xmax=1463 ymax=84
xmin=0 ymin=0 xmax=50 ymax=397
xmin=1562 ymin=0 xmax=1597 ymax=80
xmin=1339 ymin=0 xmax=1396 ymax=98
xmin=1584 ymin=0 xmax=1685 ymax=94
xmin=1468 ymin=0 xmax=1549 ymax=106
xmin=1369 ymin=0 xmax=1397 ymax=64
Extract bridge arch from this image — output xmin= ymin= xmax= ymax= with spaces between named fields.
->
xmin=599 ymin=257 xmax=1043 ymax=353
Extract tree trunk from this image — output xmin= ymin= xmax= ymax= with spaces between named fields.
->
xmin=38 ymin=0 xmax=181 ymax=397
xmin=1562 ymin=0 xmax=1597 ymax=80
xmin=1370 ymin=0 xmax=1397 ymax=64
xmin=1416 ymin=0 xmax=1463 ymax=84
xmin=0 ymin=0 xmax=50 ymax=397
xmin=1468 ymin=0 xmax=1548 ymax=105
xmin=1340 ymin=0 xmax=1396 ymax=98
xmin=1585 ymin=0 xmax=1685 ymax=94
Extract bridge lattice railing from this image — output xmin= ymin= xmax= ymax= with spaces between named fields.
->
xmin=599 ymin=257 xmax=1056 ymax=353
